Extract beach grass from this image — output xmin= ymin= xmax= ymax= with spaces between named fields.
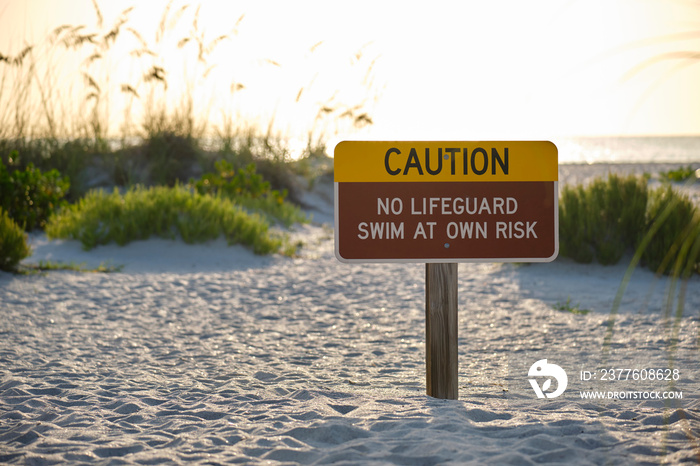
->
xmin=553 ymin=297 xmax=591 ymax=315
xmin=190 ymin=159 xmax=308 ymax=227
xmin=0 ymin=207 xmax=31 ymax=272
xmin=559 ymin=173 xmax=699 ymax=275
xmin=0 ymin=158 xmax=70 ymax=230
xmin=0 ymin=1 xmax=360 ymax=259
xmin=659 ymin=165 xmax=698 ymax=182
xmin=2 ymin=2 xmax=697 ymax=274
xmin=584 ymin=172 xmax=700 ymax=363
xmin=0 ymin=0 xmax=376 ymax=198
xmin=0 ymin=3 xmax=698 ymax=463
xmin=44 ymin=185 xmax=286 ymax=255
xmin=18 ymin=260 xmax=124 ymax=274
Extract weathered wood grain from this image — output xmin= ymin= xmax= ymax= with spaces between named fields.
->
xmin=425 ymin=263 xmax=458 ymax=399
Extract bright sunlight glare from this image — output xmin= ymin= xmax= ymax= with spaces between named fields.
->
xmin=1 ymin=0 xmax=700 ymax=147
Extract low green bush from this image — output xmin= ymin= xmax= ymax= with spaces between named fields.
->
xmin=0 ymin=139 xmax=98 ymax=200
xmin=191 ymin=160 xmax=308 ymax=227
xmin=642 ymin=186 xmax=700 ymax=275
xmin=45 ymin=185 xmax=284 ymax=255
xmin=559 ymin=185 xmax=594 ymax=263
xmin=0 ymin=157 xmax=70 ymax=230
xmin=194 ymin=160 xmax=274 ymax=198
xmin=559 ymin=173 xmax=699 ymax=274
xmin=559 ymin=174 xmax=648 ymax=265
xmin=0 ymin=208 xmax=31 ymax=272
xmin=659 ymin=165 xmax=697 ymax=182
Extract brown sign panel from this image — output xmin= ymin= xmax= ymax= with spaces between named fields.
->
xmin=335 ymin=181 xmax=558 ymax=263
xmin=334 ymin=140 xmax=558 ymax=263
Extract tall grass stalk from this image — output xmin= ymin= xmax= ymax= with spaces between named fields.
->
xmin=1 ymin=1 xmax=378 ymax=194
xmin=603 ymin=174 xmax=700 ymax=353
xmin=598 ymin=172 xmax=700 ymax=462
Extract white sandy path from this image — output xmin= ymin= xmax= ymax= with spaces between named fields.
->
xmin=0 ymin=163 xmax=699 ymax=464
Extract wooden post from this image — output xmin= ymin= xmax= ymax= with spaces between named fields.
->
xmin=425 ymin=263 xmax=458 ymax=399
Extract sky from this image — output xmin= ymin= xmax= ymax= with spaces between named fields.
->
xmin=1 ymin=0 xmax=700 ymax=143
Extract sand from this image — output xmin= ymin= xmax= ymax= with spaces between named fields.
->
xmin=1 ymin=163 xmax=699 ymax=464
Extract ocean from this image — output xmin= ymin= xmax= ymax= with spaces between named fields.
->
xmin=555 ymin=136 xmax=700 ymax=164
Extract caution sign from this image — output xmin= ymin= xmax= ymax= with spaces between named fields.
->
xmin=334 ymin=141 xmax=558 ymax=263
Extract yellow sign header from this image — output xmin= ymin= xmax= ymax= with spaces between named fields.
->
xmin=334 ymin=141 xmax=558 ymax=182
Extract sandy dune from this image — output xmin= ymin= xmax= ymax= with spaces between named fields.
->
xmin=1 ymin=163 xmax=699 ymax=464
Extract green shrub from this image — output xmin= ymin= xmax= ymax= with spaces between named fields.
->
xmin=0 ymin=157 xmax=70 ymax=230
xmin=558 ymin=185 xmax=594 ymax=263
xmin=642 ymin=186 xmax=699 ymax=275
xmin=559 ymin=174 xmax=648 ymax=265
xmin=45 ymin=185 xmax=284 ymax=255
xmin=194 ymin=160 xmax=273 ymax=198
xmin=0 ymin=139 xmax=100 ymax=200
xmin=589 ymin=174 xmax=648 ymax=264
xmin=659 ymin=165 xmax=697 ymax=182
xmin=191 ymin=160 xmax=308 ymax=227
xmin=0 ymin=208 xmax=31 ymax=272
xmin=558 ymin=173 xmax=699 ymax=274
xmin=234 ymin=195 xmax=308 ymax=229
